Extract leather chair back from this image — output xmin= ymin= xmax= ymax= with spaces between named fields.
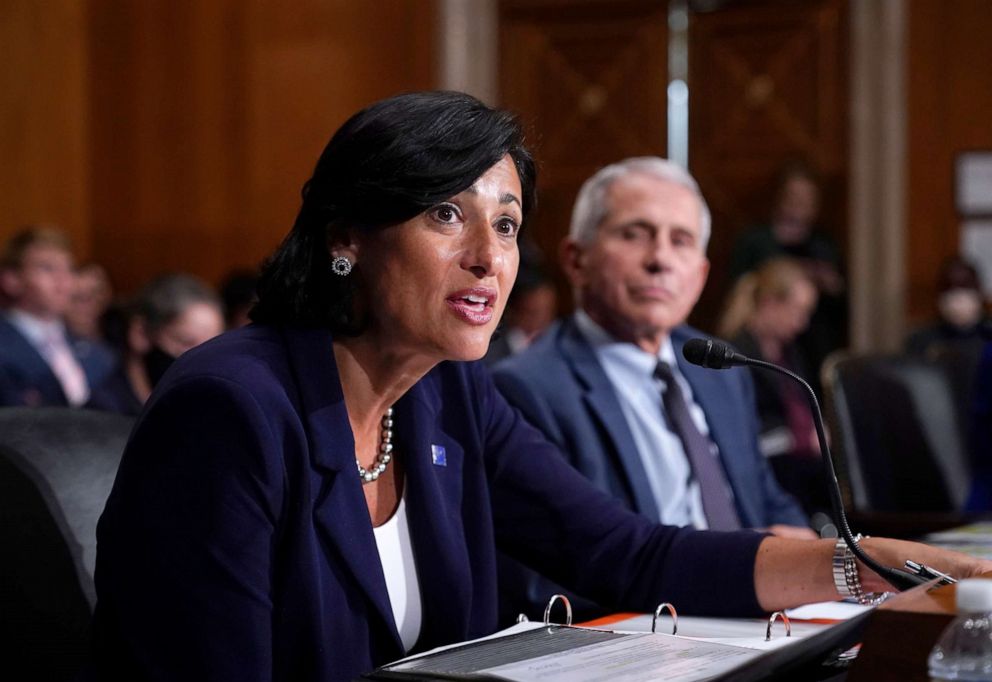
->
xmin=0 ymin=407 xmax=133 ymax=680
xmin=822 ymin=352 xmax=971 ymax=513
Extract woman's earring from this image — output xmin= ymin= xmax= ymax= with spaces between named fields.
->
xmin=331 ymin=255 xmax=353 ymax=276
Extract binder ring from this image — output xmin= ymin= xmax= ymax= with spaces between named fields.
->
xmin=543 ymin=594 xmax=573 ymax=626
xmin=651 ymin=602 xmax=678 ymax=635
xmin=516 ymin=613 xmax=530 ymax=624
xmin=765 ymin=611 xmax=791 ymax=641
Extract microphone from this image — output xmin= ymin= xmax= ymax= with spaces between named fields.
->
xmin=682 ymin=337 xmax=930 ymax=592
xmin=682 ymin=338 xmax=748 ymax=369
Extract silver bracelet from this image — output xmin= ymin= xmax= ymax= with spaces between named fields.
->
xmin=832 ymin=534 xmax=886 ymax=605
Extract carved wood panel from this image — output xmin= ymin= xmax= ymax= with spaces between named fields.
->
xmin=688 ymin=0 xmax=848 ymax=332
xmin=499 ymin=0 xmax=669 ymax=309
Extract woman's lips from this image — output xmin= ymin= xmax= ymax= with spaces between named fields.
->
xmin=446 ymin=289 xmax=496 ymax=325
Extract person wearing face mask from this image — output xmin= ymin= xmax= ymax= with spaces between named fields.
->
xmin=906 ymin=256 xmax=992 ymax=357
xmin=86 ymin=273 xmax=224 ymax=416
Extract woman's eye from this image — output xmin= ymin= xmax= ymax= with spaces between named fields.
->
xmin=430 ymin=204 xmax=460 ymax=224
xmin=495 ymin=218 xmax=520 ymax=237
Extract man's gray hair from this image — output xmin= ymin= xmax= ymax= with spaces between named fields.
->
xmin=568 ymin=157 xmax=712 ymax=251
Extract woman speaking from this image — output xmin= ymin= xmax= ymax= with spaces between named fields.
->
xmin=90 ymin=91 xmax=989 ymax=681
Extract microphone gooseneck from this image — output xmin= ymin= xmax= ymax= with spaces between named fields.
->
xmin=682 ymin=338 xmax=928 ymax=592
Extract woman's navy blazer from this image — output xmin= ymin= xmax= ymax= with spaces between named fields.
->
xmin=90 ymin=325 xmax=765 ymax=681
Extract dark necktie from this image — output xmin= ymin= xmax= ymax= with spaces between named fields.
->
xmin=654 ymin=361 xmax=741 ymax=530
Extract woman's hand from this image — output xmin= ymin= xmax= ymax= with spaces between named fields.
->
xmin=858 ymin=537 xmax=992 ymax=594
xmin=753 ymin=536 xmax=992 ymax=613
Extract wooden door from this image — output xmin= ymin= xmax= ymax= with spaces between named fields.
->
xmin=499 ymin=0 xmax=670 ymax=309
xmin=687 ymin=0 xmax=849 ymax=333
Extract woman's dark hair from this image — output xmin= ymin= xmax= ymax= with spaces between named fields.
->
xmin=250 ymin=90 xmax=537 ymax=330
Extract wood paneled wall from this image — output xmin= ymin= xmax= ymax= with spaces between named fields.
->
xmin=498 ymin=0 xmax=669 ymax=310
xmin=4 ymin=0 xmax=990 ymax=323
xmin=2 ymin=1 xmax=436 ymax=294
xmin=0 ymin=0 xmax=91 ymax=259
xmin=906 ymin=0 xmax=992 ymax=323
xmin=498 ymin=0 xmax=849 ymax=334
xmin=688 ymin=0 xmax=848 ymax=333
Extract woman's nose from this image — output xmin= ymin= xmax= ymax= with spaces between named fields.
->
xmin=462 ymin=223 xmax=503 ymax=278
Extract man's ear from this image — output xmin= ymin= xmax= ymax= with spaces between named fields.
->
xmin=559 ymin=237 xmax=586 ymax=289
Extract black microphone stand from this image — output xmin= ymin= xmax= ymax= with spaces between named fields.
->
xmin=740 ymin=356 xmax=929 ymax=591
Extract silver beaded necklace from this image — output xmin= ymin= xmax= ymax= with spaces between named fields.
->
xmin=357 ymin=407 xmax=394 ymax=484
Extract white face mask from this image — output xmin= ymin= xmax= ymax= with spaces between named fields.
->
xmin=938 ymin=288 xmax=985 ymax=328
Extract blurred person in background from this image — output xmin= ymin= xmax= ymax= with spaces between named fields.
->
xmin=718 ymin=257 xmax=828 ymax=517
xmin=905 ymin=255 xmax=992 ymax=357
xmin=87 ymin=273 xmax=224 ymax=416
xmin=483 ymin=259 xmax=556 ymax=364
xmin=729 ymin=162 xmax=846 ymax=376
xmin=65 ymin=262 xmax=114 ymax=342
xmin=906 ymin=257 xmax=992 ymax=466
xmin=0 ymin=225 xmax=115 ymax=407
xmin=219 ymin=268 xmax=260 ymax=329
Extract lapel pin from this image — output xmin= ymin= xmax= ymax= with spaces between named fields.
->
xmin=431 ymin=444 xmax=447 ymax=466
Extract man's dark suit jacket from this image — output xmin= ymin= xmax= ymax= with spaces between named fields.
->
xmin=89 ymin=325 xmax=765 ymax=682
xmin=492 ymin=317 xmax=807 ymax=620
xmin=0 ymin=315 xmax=115 ymax=407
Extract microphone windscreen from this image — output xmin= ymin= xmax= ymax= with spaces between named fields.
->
xmin=682 ymin=338 xmax=715 ymax=367
xmin=682 ymin=338 xmax=741 ymax=369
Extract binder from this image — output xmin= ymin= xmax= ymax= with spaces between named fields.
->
xmin=363 ymin=596 xmax=875 ymax=681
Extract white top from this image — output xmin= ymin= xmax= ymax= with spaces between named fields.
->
xmin=372 ymin=490 xmax=422 ymax=653
xmin=574 ymin=310 xmax=734 ymax=529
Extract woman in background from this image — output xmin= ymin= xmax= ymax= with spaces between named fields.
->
xmin=90 ymin=92 xmax=991 ymax=682
xmin=87 ymin=273 xmax=224 ymax=415
xmin=719 ymin=257 xmax=828 ymax=517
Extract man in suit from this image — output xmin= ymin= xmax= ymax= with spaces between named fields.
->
xmin=493 ymin=157 xmax=814 ymax=620
xmin=0 ymin=226 xmax=115 ymax=407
